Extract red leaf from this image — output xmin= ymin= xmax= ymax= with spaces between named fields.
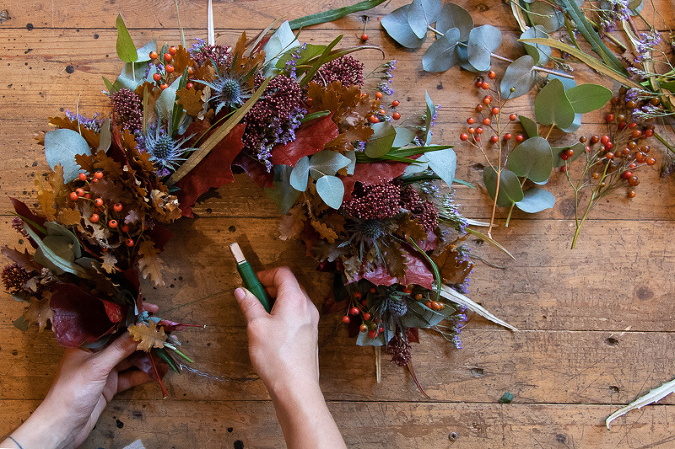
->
xmin=353 ymin=249 xmax=434 ymax=289
xmin=176 ymin=123 xmax=246 ymax=217
xmin=270 ymin=115 xmax=339 ymax=167
xmin=147 ymin=224 xmax=173 ymax=252
xmin=406 ymin=327 xmax=420 ymax=343
xmin=129 ymin=351 xmax=168 ymax=382
xmin=50 ymin=283 xmax=117 ymax=347
xmin=157 ymin=318 xmax=204 ymax=332
xmin=10 ymin=197 xmax=46 ymax=241
xmin=102 ymin=300 xmax=125 ymax=323
xmin=342 ymin=162 xmax=409 ymax=201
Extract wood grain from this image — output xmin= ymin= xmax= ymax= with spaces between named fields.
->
xmin=1 ymin=0 xmax=675 ymax=447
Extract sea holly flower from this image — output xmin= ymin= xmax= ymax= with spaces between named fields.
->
xmin=196 ymin=58 xmax=253 ymax=114
xmin=137 ymin=120 xmax=196 ymax=176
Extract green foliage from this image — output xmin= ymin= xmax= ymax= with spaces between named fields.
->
xmin=116 ymin=15 xmax=138 ymax=63
xmin=535 ymin=78 xmax=575 ymax=129
xmin=44 ymin=129 xmax=91 ymax=182
xmin=466 ymin=25 xmax=502 ymax=72
xmin=528 ymin=1 xmax=564 ymax=33
xmin=507 ymin=137 xmax=553 ymax=183
xmin=519 ymin=115 xmax=539 ymax=138
xmin=521 ymin=26 xmax=551 ymax=65
xmin=365 ymin=121 xmax=397 ymax=158
xmin=316 ymin=175 xmax=344 ymax=209
xmin=436 ymin=2 xmax=473 ymax=40
xmin=424 ymin=91 xmax=436 ymax=144
xmin=500 ymin=55 xmax=537 ymax=99
xmin=565 ymin=84 xmax=613 ymax=113
xmin=308 ymin=151 xmax=352 ymax=180
xmin=422 ymin=28 xmax=461 ymax=72
xmin=381 ymin=4 xmax=426 ymax=48
xmin=483 ymin=167 xmax=524 ymax=207
xmin=288 ymin=0 xmax=388 ymax=29
xmin=266 ymin=165 xmax=301 ymax=214
xmin=263 ymin=21 xmax=298 ymax=74
xmin=515 ymin=187 xmax=555 ymax=213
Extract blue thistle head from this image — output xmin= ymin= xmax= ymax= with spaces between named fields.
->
xmin=138 ymin=120 xmax=195 ymax=175
xmin=196 ymin=59 xmax=252 ymax=114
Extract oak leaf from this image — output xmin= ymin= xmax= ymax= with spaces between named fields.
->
xmin=310 ymin=218 xmax=338 ymax=243
xmin=56 ymin=208 xmax=82 ymax=226
xmin=177 ymin=86 xmax=204 ymax=116
xmin=128 ymin=321 xmax=166 ymax=352
xmin=101 ymin=253 xmax=118 ymax=274
xmin=279 ymin=206 xmax=306 ymax=240
xmin=35 ymin=176 xmax=56 ymax=220
xmin=23 ymin=295 xmax=54 ymax=332
xmin=397 ymin=215 xmax=428 ymax=242
xmin=137 ymin=240 xmax=165 ymax=287
xmin=431 ymin=244 xmax=474 ymax=285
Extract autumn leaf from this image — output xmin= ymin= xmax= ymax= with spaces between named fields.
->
xmin=279 ymin=205 xmax=307 ymax=240
xmin=177 ymin=86 xmax=204 ymax=116
xmin=383 ymin=244 xmax=407 ymax=279
xmin=101 ymin=253 xmax=118 ymax=274
xmin=23 ymin=295 xmax=54 ymax=332
xmin=397 ymin=215 xmax=428 ymax=242
xmin=137 ymin=240 xmax=165 ymax=287
xmin=150 ymin=189 xmax=182 ymax=223
xmin=48 ymin=115 xmax=100 ymax=149
xmin=171 ymin=45 xmax=192 ymax=74
xmin=56 ymin=208 xmax=82 ymax=226
xmin=35 ymin=176 xmax=56 ymax=220
xmin=432 ymin=244 xmax=474 ymax=285
xmin=128 ymin=321 xmax=166 ymax=352
xmin=310 ymin=218 xmax=338 ymax=243
xmin=269 ymin=115 xmax=340 ymax=167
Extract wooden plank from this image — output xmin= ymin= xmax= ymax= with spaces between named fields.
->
xmin=0 ymin=0 xmax=668 ymax=30
xmin=3 ymin=399 xmax=675 ymax=448
xmin=2 ymin=326 xmax=675 ymax=406
xmin=1 ymin=216 xmax=674 ymax=332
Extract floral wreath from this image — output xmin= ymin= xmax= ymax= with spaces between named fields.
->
xmin=2 ymin=6 xmax=516 ymax=396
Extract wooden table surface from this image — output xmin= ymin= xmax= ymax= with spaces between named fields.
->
xmin=1 ymin=0 xmax=675 ymax=447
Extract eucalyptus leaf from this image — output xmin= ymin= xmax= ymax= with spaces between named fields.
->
xmin=456 ymin=44 xmax=479 ymax=72
xmin=316 ymin=175 xmax=344 ymax=210
xmin=560 ymin=113 xmax=582 ymax=133
xmin=424 ymin=91 xmax=436 ymax=145
xmin=344 ymin=151 xmax=356 ymax=175
xmin=44 ymin=129 xmax=91 ymax=182
xmin=112 ymin=58 xmax=153 ymax=91
xmin=627 ymin=0 xmax=645 ymax=13
xmin=507 ymin=137 xmax=552 ymax=182
xmin=515 ymin=187 xmax=555 ymax=213
xmin=309 ymin=150 xmax=351 ymax=180
xmin=116 ymin=15 xmax=138 ymax=63
xmin=403 ymin=155 xmax=429 ymax=176
xmin=356 ymin=329 xmax=386 ymax=346
xmin=393 ymin=127 xmax=417 ymax=148
xmin=426 ymin=148 xmax=456 ymax=187
xmin=466 ymin=25 xmax=502 ymax=72
xmin=483 ymin=166 xmax=524 ymax=207
xmin=519 ymin=115 xmax=539 ymax=138
xmin=520 ymin=26 xmax=551 ymax=65
xmin=135 ymin=39 xmax=158 ymax=63
xmin=436 ymin=2 xmax=473 ymax=41
xmin=263 ymin=21 xmax=298 ymax=73
xmin=265 ymin=165 xmax=301 ymax=214
xmin=24 ymin=224 xmax=90 ymax=279
xmin=529 ymin=1 xmax=564 ymax=33
xmin=365 ymin=121 xmax=397 ymax=158
xmin=408 ymin=0 xmax=431 ymax=39
xmin=422 ymin=28 xmax=461 ymax=72
xmin=156 ymin=75 xmax=182 ymax=121
xmin=97 ymin=118 xmax=112 ymax=152
xmin=289 ymin=157 xmax=309 ymax=191
xmin=381 ymin=4 xmax=426 ymax=49
xmin=565 ymin=84 xmax=612 ymax=113
xmin=401 ymin=300 xmax=450 ymax=328
xmin=500 ymin=55 xmax=537 ymax=99
xmin=534 ymin=78 xmax=575 ymax=129
xmin=548 ymin=73 xmax=577 ymax=90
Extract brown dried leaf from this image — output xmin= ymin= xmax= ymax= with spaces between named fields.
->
xmin=48 ymin=116 xmax=100 ymax=149
xmin=137 ymin=240 xmax=165 ymax=287
xmin=432 ymin=244 xmax=474 ymax=285
xmin=310 ymin=218 xmax=338 ymax=244
xmin=383 ymin=244 xmax=407 ymax=279
xmin=150 ymin=189 xmax=181 ymax=223
xmin=56 ymin=207 xmax=82 ymax=226
xmin=397 ymin=215 xmax=428 ymax=242
xmin=279 ymin=205 xmax=307 ymax=241
xmin=35 ymin=176 xmax=56 ymax=221
xmin=23 ymin=295 xmax=54 ymax=332
xmin=101 ymin=253 xmax=118 ymax=274
xmin=128 ymin=321 xmax=166 ymax=352
xmin=177 ymin=86 xmax=204 ymax=116
xmin=172 ymin=45 xmax=192 ymax=74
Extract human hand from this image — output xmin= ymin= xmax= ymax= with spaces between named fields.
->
xmin=234 ymin=266 xmax=320 ymax=398
xmin=2 ymin=302 xmax=158 ymax=449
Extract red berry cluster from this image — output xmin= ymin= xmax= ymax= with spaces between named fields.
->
xmin=149 ymin=47 xmax=194 ymax=91
xmin=341 ymin=289 xmax=383 ymax=339
xmin=459 ymin=74 xmax=523 ymax=146
xmin=68 ymin=171 xmax=136 ymax=248
xmin=367 ymin=93 xmax=401 ymax=124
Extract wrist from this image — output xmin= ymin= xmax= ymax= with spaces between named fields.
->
xmin=10 ymin=400 xmax=76 ymax=449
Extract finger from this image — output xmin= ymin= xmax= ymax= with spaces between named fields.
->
xmin=142 ymin=302 xmax=159 ymax=314
xmin=234 ymin=287 xmax=269 ymax=322
xmin=117 ymin=369 xmax=152 ymax=393
xmin=94 ymin=333 xmax=138 ymax=373
xmin=257 ymin=266 xmax=301 ymax=292
xmin=115 ymin=358 xmax=135 ymax=372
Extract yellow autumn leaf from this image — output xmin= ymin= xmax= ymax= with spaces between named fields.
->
xmin=137 ymin=240 xmax=165 ymax=287
xmin=128 ymin=321 xmax=166 ymax=352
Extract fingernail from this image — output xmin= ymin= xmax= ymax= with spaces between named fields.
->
xmin=234 ymin=287 xmax=245 ymax=301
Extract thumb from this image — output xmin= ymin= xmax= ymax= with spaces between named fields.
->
xmin=234 ymin=287 xmax=268 ymax=323
xmin=95 ymin=332 xmax=138 ymax=373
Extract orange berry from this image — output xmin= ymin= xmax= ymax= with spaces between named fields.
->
xmin=360 ymin=324 xmax=368 ymax=332
xmin=354 ymin=291 xmax=363 ymax=299
xmin=509 ymin=114 xmax=517 ymax=121
xmin=368 ymin=115 xmax=379 ymax=124
xmin=78 ymin=173 xmax=87 ymax=181
xmin=483 ymin=118 xmax=491 ymax=125
xmin=90 ymin=214 xmax=100 ymax=223
xmin=375 ymin=92 xmax=383 ymax=99
xmin=160 ymin=83 xmax=169 ymax=90
xmin=628 ymin=190 xmax=636 ymax=198
xmin=460 ymin=133 xmax=469 ymax=141
xmin=125 ymin=238 xmax=135 ymax=247
xmin=360 ymin=33 xmax=369 ymax=41
xmin=94 ymin=171 xmax=103 ymax=179
xmin=94 ymin=198 xmax=103 ymax=207
xmin=646 ymin=157 xmax=656 ymax=166
xmin=342 ymin=316 xmax=350 ymax=324
xmin=149 ymin=51 xmax=158 ymax=60
xmin=114 ymin=203 xmax=123 ymax=212
xmin=186 ymin=82 xmax=194 ymax=89
xmin=163 ymin=53 xmax=172 ymax=62
xmin=488 ymin=70 xmax=496 ymax=79
xmin=69 ymin=192 xmax=79 ymax=201
xmin=491 ymin=107 xmax=499 ymax=115
xmin=153 ymin=73 xmax=162 ymax=82
xmin=490 ymin=135 xmax=498 ymax=143
xmin=392 ymin=112 xmax=401 ymax=120
xmin=165 ymin=64 xmax=175 ymax=73
xmin=75 ymin=188 xmax=85 ymax=197
xmin=363 ymin=312 xmax=372 ymax=321
xmin=169 ymin=46 xmax=177 ymax=56
xmin=108 ymin=219 xmax=118 ymax=228
xmin=379 ymin=108 xmax=386 ymax=115
xmin=391 ymin=100 xmax=399 ymax=107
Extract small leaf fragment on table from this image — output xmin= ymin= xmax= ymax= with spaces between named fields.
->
xmin=606 ymin=377 xmax=675 ymax=429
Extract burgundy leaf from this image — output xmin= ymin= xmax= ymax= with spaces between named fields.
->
xmin=129 ymin=351 xmax=168 ymax=382
xmin=342 ymin=162 xmax=409 ymax=201
xmin=50 ymin=283 xmax=117 ymax=347
xmin=157 ymin=318 xmax=204 ymax=332
xmin=233 ymin=153 xmax=274 ymax=188
xmin=10 ymin=198 xmax=46 ymax=239
xmin=147 ymin=224 xmax=173 ymax=252
xmin=1 ymin=246 xmax=41 ymax=272
xmin=270 ymin=115 xmax=339 ymax=167
xmin=353 ymin=250 xmax=434 ymax=289
xmin=176 ymin=123 xmax=246 ymax=217
xmin=102 ymin=300 xmax=125 ymax=323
